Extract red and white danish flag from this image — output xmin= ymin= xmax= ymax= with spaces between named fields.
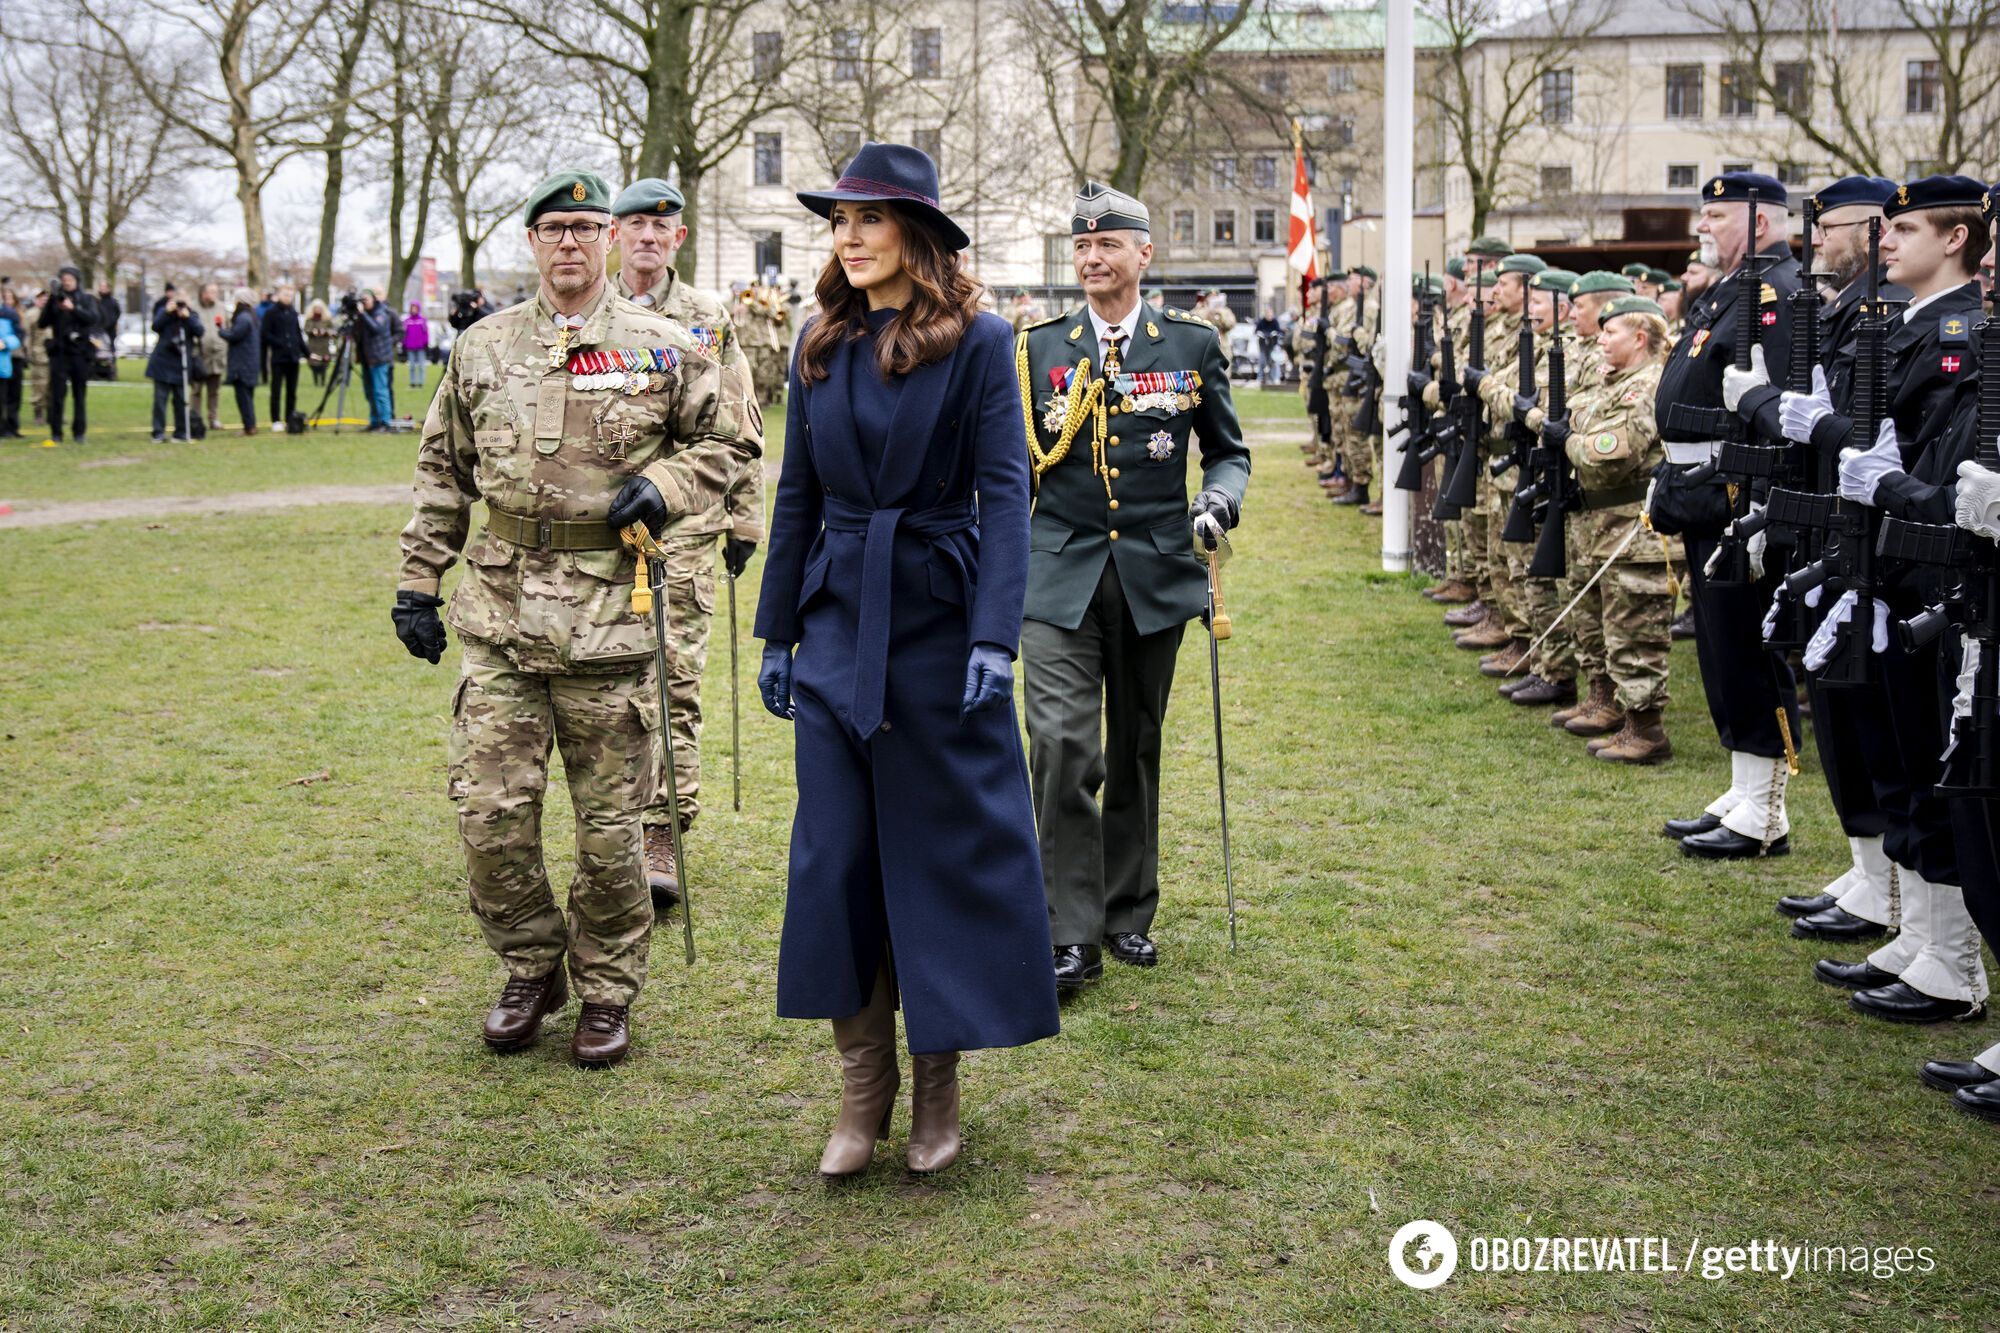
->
xmin=1288 ymin=139 xmax=1317 ymax=303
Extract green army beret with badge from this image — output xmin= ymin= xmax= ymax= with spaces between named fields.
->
xmin=1352 ymin=265 xmax=1378 ymax=280
xmin=1499 ymin=254 xmax=1547 ymax=276
xmin=612 ymin=178 xmax=685 ymax=217
xmin=1467 ymin=236 xmax=1513 ymax=258
xmin=523 ymin=170 xmax=612 ymax=225
xmin=1602 ymin=295 xmax=1665 ymax=320
xmin=1621 ymin=263 xmax=1651 ymax=278
xmin=1444 ymin=257 xmax=1466 ymax=279
xmin=1572 ymin=271 xmax=1636 ymax=296
xmin=1662 ymin=279 xmax=1684 ymax=293
xmin=1645 ymin=267 xmax=1674 ymax=285
xmin=1531 ymin=269 xmax=1577 ymax=293
xmin=1413 ymin=274 xmax=1446 ymax=296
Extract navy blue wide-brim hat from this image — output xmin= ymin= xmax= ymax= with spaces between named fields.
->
xmin=797 ymin=142 xmax=969 ymax=251
xmin=1701 ymin=171 xmax=1788 ymax=207
xmin=1883 ymin=174 xmax=1988 ymax=218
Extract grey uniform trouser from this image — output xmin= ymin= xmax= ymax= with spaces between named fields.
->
xmin=1022 ymin=562 xmax=1185 ymax=946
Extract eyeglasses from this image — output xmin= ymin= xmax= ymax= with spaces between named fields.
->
xmin=1816 ymin=220 xmax=1869 ymax=235
xmin=530 ymin=220 xmax=605 ymax=245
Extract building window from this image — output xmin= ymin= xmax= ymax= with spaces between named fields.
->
xmin=753 ymin=132 xmax=783 ymax=186
xmin=911 ymin=127 xmax=941 ymax=169
xmin=1252 ymin=156 xmax=1278 ymax=190
xmin=1719 ymin=63 xmax=1757 ymax=117
xmin=1044 ymin=234 xmax=1070 ymax=286
xmin=1260 ymin=68 xmax=1289 ymax=96
xmin=1665 ymin=64 xmax=1703 ymax=119
xmin=831 ymin=29 xmax=863 ymax=82
xmin=1907 ymin=60 xmax=1941 ymax=113
xmin=1666 ymin=162 xmax=1698 ymax=190
xmin=1773 ymin=61 xmax=1809 ymax=115
xmin=1172 ymin=159 xmax=1195 ymax=191
xmin=1329 ymin=64 xmax=1355 ymax=94
xmin=1540 ymin=68 xmax=1573 ymax=124
xmin=829 ymin=128 xmax=861 ymax=170
xmin=1213 ymin=209 xmax=1237 ymax=245
xmin=1777 ymin=161 xmax=1813 ymax=187
xmin=1211 ymin=156 xmax=1237 ymax=190
xmin=752 ymin=230 xmax=783 ymax=279
xmin=1253 ymin=207 xmax=1278 ymax=244
xmin=911 ymin=27 xmax=941 ymax=79
xmin=1171 ymin=209 xmax=1195 ymax=246
xmin=1540 ymin=164 xmax=1573 ymax=195
xmin=752 ymin=30 xmax=782 ymax=80
xmin=1338 ymin=117 xmax=1356 ymax=146
xmin=1304 ymin=156 xmax=1317 ymax=186
xmin=1722 ymin=161 xmax=1752 ymax=175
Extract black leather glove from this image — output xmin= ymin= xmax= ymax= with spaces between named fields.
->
xmin=1406 ymin=371 xmax=1431 ymax=399
xmin=1542 ymin=416 xmax=1571 ymax=449
xmin=1189 ymin=487 xmax=1236 ymax=551
xmin=392 ymin=590 xmax=447 ymax=664
xmin=723 ymin=536 xmax=758 ymax=579
xmin=1463 ymin=364 xmax=1487 ymax=393
xmin=1512 ymin=392 xmax=1538 ymax=426
xmin=606 ymin=475 xmax=667 ymax=536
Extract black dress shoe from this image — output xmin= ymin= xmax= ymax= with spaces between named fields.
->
xmin=1851 ymin=981 xmax=1987 ymax=1025
xmin=1814 ymin=958 xmax=1899 ymax=991
xmin=1954 ymin=1080 xmax=2000 ymax=1123
xmin=1790 ymin=905 xmax=1886 ymax=942
xmin=1104 ymin=932 xmax=1158 ymax=967
xmin=1681 ymin=826 xmax=1790 ymax=860
xmin=1662 ymin=812 xmax=1722 ymax=840
xmin=1920 ymin=1059 xmax=2000 ymax=1093
xmin=1053 ymin=944 xmax=1103 ymax=993
xmin=1776 ymin=891 xmax=1838 ymax=919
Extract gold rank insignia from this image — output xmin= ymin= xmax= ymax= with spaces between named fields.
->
xmin=1069 ymin=326 xmax=1084 ymax=340
xmin=1761 ymin=283 xmax=1778 ymax=303
xmin=571 ymin=181 xmax=586 ymax=201
xmin=1146 ymin=321 xmax=1160 ymax=337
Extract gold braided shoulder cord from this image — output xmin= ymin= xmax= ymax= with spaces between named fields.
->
xmin=1020 ymin=339 xmax=1106 ymax=480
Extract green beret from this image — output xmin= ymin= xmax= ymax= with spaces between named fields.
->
xmin=1620 ymin=262 xmax=1651 ymax=278
xmin=1499 ymin=254 xmax=1548 ymax=276
xmin=1572 ymin=271 xmax=1636 ymax=296
xmin=1662 ymin=279 xmax=1684 ymax=293
xmin=1686 ymin=250 xmax=1704 ymax=267
xmin=523 ymin=170 xmax=611 ymax=225
xmin=1466 ymin=235 xmax=1513 ymax=258
xmin=612 ymin=177 xmax=685 ymax=217
xmin=1603 ymin=295 xmax=1665 ymax=320
xmin=1413 ymin=275 xmax=1447 ymax=296
xmin=1531 ymin=268 xmax=1577 ymax=293
xmin=1321 ymin=269 xmax=1347 ymax=281
xmin=1444 ymin=256 xmax=1466 ymax=279
xmin=1645 ymin=267 xmax=1673 ymax=284
xmin=1468 ymin=266 xmax=1499 ymax=288
xmin=1352 ymin=265 xmax=1378 ymax=281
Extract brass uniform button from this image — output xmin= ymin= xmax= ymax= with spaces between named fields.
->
xmin=1110 ymin=467 xmax=1120 ymax=478
xmin=1109 ymin=435 xmax=1120 ymax=447
xmin=1109 ymin=499 xmax=1119 ymax=510
xmin=1109 ymin=404 xmax=1122 ymax=416
xmin=1109 ymin=529 xmax=1120 ymax=541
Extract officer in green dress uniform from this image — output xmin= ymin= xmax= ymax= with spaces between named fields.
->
xmin=1015 ymin=182 xmax=1252 ymax=992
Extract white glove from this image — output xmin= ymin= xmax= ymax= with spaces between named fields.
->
xmin=1838 ymin=417 xmax=1902 ymax=506
xmin=1643 ymin=473 xmax=1658 ymax=519
xmin=1761 ymin=586 xmax=1786 ymax=643
xmin=1779 ymin=365 xmax=1832 ymax=444
xmin=1956 ymin=460 xmax=2000 ymax=543
xmin=1746 ymin=502 xmax=1769 ymax=580
xmin=1192 ymin=511 xmax=1226 ymax=549
xmin=1723 ymin=344 xmax=1769 ymax=413
xmin=1802 ymin=590 xmax=1888 ymax=671
xmin=1953 ymin=640 xmax=1983 ymax=726
xmin=1703 ymin=541 xmax=1723 ymax=578
xmin=1805 ymin=583 xmax=1823 ymax=610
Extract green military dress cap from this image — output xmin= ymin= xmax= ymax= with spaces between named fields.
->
xmin=1531 ymin=268 xmax=1578 ymax=293
xmin=1073 ymin=180 xmax=1149 ymax=234
xmin=523 ymin=170 xmax=612 ymax=225
xmin=1466 ymin=235 xmax=1512 ymax=258
xmin=1351 ymin=265 xmax=1378 ymax=280
xmin=1603 ymin=295 xmax=1665 ymax=320
xmin=1414 ymin=274 xmax=1446 ymax=295
xmin=612 ymin=178 xmax=685 ymax=217
xmin=1645 ymin=266 xmax=1673 ymax=284
xmin=1444 ymin=256 xmax=1466 ymax=279
xmin=1662 ymin=279 xmax=1685 ymax=292
xmin=1499 ymin=253 xmax=1547 ymax=276
xmin=1620 ymin=262 xmax=1650 ymax=279
xmin=1572 ymin=270 xmax=1635 ymax=296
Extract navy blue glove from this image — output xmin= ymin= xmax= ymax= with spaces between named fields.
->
xmin=607 ymin=475 xmax=667 ymax=536
xmin=1463 ymin=364 xmax=1487 ymax=393
xmin=758 ymin=642 xmax=795 ymax=719
xmin=392 ymin=590 xmax=447 ymax=664
xmin=960 ymin=642 xmax=1013 ymax=721
xmin=1512 ymin=392 xmax=1538 ymax=426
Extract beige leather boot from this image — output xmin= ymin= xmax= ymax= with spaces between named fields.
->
xmin=819 ymin=963 xmax=899 ymax=1177
xmin=906 ymin=1052 xmax=962 ymax=1174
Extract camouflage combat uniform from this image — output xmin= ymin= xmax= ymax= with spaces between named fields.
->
xmin=24 ymin=300 xmax=48 ymax=425
xmin=397 ymin=285 xmax=755 ymax=1005
xmin=1474 ymin=309 xmax=1526 ymax=638
xmin=734 ymin=283 xmax=790 ymax=407
xmin=1338 ymin=289 xmax=1378 ymax=489
xmin=617 ymin=265 xmax=767 ymax=833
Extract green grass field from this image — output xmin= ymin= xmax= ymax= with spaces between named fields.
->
xmin=3 ymin=375 xmax=1997 ymax=1328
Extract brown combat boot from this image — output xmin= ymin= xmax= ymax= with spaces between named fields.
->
xmin=571 ymin=1001 xmax=631 ymax=1067
xmin=906 ymin=1052 xmax=962 ymax=1174
xmin=1443 ymin=599 xmax=1488 ymax=628
xmin=1426 ymin=578 xmax=1477 ymax=604
xmin=482 ymin=966 xmax=569 ymax=1052
xmin=644 ymin=824 xmax=680 ymax=911
xmin=821 ymin=962 xmax=900 ymax=1177
xmin=1556 ymin=675 xmax=1618 ymax=733
xmin=1456 ymin=617 xmax=1513 ymax=650
xmin=1478 ymin=639 xmax=1530 ymax=677
xmin=1593 ymin=709 xmax=1673 ymax=764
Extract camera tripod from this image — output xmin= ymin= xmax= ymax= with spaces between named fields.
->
xmin=306 ymin=315 xmax=360 ymax=434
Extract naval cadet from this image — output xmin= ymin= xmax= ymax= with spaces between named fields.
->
xmin=1016 ymin=182 xmax=1251 ymax=992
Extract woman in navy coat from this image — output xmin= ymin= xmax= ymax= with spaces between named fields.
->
xmin=756 ymin=143 xmax=1058 ymax=1178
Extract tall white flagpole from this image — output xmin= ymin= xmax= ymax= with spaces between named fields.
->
xmin=1380 ymin=0 xmax=1416 ymax=572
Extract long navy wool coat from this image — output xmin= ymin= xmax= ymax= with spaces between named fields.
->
xmin=755 ymin=309 xmax=1060 ymax=1054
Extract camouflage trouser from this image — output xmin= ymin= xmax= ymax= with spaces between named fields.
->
xmin=1461 ymin=496 xmax=1490 ymax=593
xmin=448 ymin=640 xmax=660 ymax=1006
xmin=28 ymin=362 xmax=47 ymax=423
xmin=1484 ymin=477 xmax=1528 ymax=637
xmin=1519 ymin=574 xmax=1565 ymax=679
xmin=1565 ymin=535 xmax=1608 ymax=683
xmin=1344 ymin=414 xmax=1374 ymax=487
xmin=1600 ymin=562 xmax=1674 ymax=713
xmin=643 ymin=533 xmax=720 ymax=832
xmin=748 ymin=347 xmax=785 ymax=405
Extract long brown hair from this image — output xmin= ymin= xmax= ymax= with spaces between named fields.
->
xmin=796 ymin=201 xmax=983 ymax=383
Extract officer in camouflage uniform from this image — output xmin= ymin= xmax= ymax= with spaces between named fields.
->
xmin=1456 ymin=252 xmax=1538 ymax=662
xmin=393 ymin=170 xmax=757 ymax=1067
xmin=611 ymin=178 xmax=767 ymax=906
xmin=1308 ymin=272 xmax=1350 ymax=490
xmin=734 ymin=280 xmax=790 ymax=407
xmin=24 ymin=290 xmax=48 ymax=428
xmin=1329 ymin=267 xmax=1380 ymax=509
xmin=1438 ymin=240 xmax=1515 ymax=631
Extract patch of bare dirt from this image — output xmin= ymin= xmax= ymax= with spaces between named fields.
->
xmin=0 ymin=483 xmax=405 ymax=529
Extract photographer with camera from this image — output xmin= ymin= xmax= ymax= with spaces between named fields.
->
xmin=447 ymin=289 xmax=490 ymax=332
xmin=352 ymin=289 xmax=397 ymax=431
xmin=36 ymin=266 xmax=98 ymax=443
xmin=147 ymin=290 xmax=204 ymax=441
xmin=264 ymin=286 xmax=307 ymax=429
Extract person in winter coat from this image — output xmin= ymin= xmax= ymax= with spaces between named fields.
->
xmin=94 ymin=278 xmax=122 ymax=380
xmin=219 ymin=286 xmax=262 ymax=435
xmin=147 ymin=291 xmax=204 ymax=441
xmin=194 ymin=283 xmax=229 ymax=429
xmin=36 ymin=265 xmax=98 ymax=442
xmin=402 ymin=299 xmax=430 ymax=387
xmin=353 ymin=289 xmax=397 ymax=430
xmin=0 ymin=289 xmax=23 ymax=437
xmin=304 ymin=300 xmax=336 ymax=385
xmin=263 ymin=286 xmax=308 ymax=428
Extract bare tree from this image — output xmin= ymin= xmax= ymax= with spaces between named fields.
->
xmin=1421 ymin=0 xmax=1612 ymax=236
xmin=1013 ymin=0 xmax=1265 ymax=194
xmin=0 ymin=12 xmax=197 ymax=283
xmin=306 ymin=0 xmax=378 ymax=302
xmin=363 ymin=0 xmax=455 ymax=306
xmin=467 ymin=0 xmax=808 ymax=283
xmin=437 ymin=32 xmax=563 ymax=290
xmin=81 ymin=0 xmax=346 ymax=286
xmin=1681 ymin=0 xmax=2000 ymax=178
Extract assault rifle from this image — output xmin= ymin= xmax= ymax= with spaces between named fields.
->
xmin=1438 ymin=258 xmax=1490 ymax=516
xmin=1350 ymin=287 xmax=1385 ymax=438
xmin=1306 ymin=277 xmax=1334 ymax=448
xmin=1699 ymin=188 xmax=1783 ymax=588
xmin=1393 ymin=266 xmax=1443 ymax=494
xmin=1526 ymin=302 xmax=1574 ymax=578
xmin=1756 ymin=195 xmax=1828 ymax=650
xmin=1492 ymin=303 xmax=1541 ymax=545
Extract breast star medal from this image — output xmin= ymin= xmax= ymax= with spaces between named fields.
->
xmin=1041 ymin=391 xmax=1068 ymax=435
xmin=1147 ymin=430 xmax=1173 ymax=460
